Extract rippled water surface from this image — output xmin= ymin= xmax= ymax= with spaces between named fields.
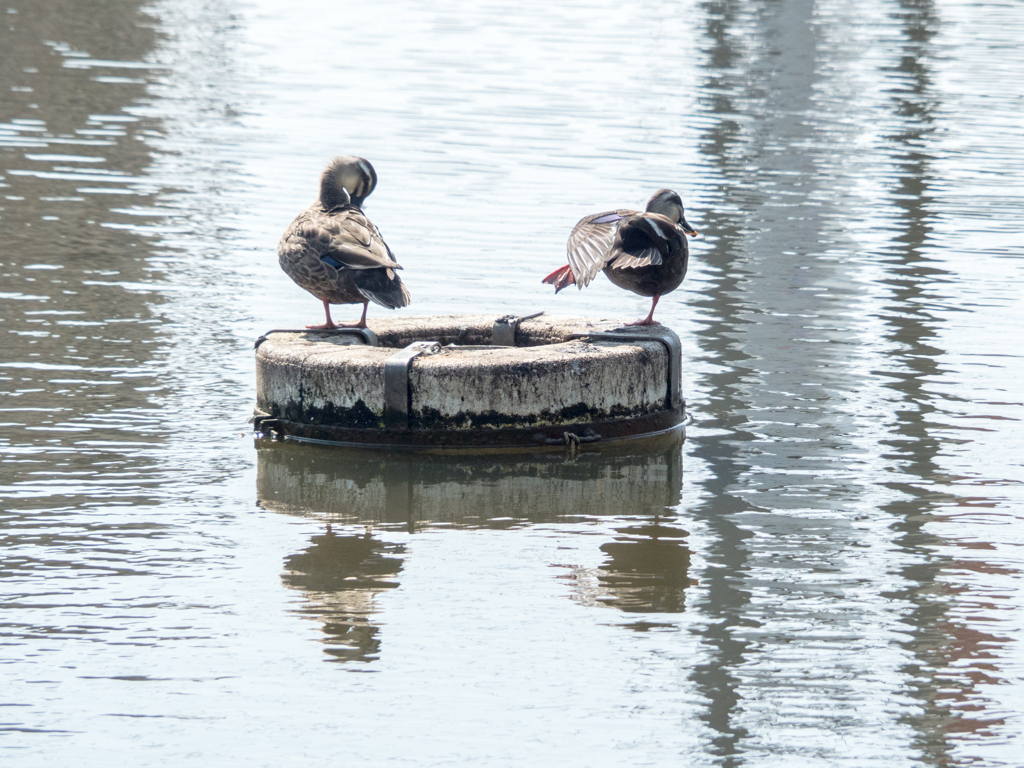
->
xmin=2 ymin=0 xmax=1023 ymax=765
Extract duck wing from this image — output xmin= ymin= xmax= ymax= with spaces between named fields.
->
xmin=283 ymin=206 xmax=401 ymax=272
xmin=606 ymin=213 xmax=680 ymax=271
xmin=566 ymin=210 xmax=631 ymax=288
xmin=320 ymin=208 xmax=401 ymax=270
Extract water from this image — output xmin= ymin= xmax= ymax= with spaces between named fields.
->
xmin=2 ymin=0 xmax=1023 ymax=764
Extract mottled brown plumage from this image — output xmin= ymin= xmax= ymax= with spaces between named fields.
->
xmin=278 ymin=156 xmax=410 ymax=329
xmin=542 ymin=189 xmax=697 ymax=325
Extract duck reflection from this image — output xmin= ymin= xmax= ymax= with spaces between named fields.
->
xmin=567 ymin=519 xmax=695 ymax=627
xmin=281 ymin=526 xmax=404 ymax=663
xmin=260 ymin=431 xmax=685 ymax=660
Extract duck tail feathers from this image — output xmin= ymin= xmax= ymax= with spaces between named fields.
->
xmin=542 ymin=264 xmax=576 ymax=293
xmin=355 ymin=270 xmax=411 ymax=310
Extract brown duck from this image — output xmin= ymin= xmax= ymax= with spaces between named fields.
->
xmin=278 ymin=156 xmax=410 ymax=329
xmin=543 ymin=189 xmax=697 ymax=325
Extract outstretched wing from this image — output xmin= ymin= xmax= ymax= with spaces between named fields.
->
xmin=606 ymin=213 xmax=679 ymax=271
xmin=566 ymin=210 xmax=628 ymax=288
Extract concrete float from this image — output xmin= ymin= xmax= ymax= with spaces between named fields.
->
xmin=253 ymin=313 xmax=686 ymax=450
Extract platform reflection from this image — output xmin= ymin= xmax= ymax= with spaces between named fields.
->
xmin=258 ymin=432 xmax=688 ymax=660
xmin=256 ymin=432 xmax=684 ymax=528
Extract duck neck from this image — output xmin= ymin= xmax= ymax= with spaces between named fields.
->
xmin=319 ymin=172 xmax=351 ymax=211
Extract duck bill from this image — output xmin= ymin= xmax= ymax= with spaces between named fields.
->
xmin=680 ymin=216 xmax=698 ymax=237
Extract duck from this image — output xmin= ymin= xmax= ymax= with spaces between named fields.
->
xmin=542 ymin=189 xmax=697 ymax=326
xmin=278 ymin=156 xmax=410 ymax=329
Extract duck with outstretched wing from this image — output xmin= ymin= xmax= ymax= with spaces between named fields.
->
xmin=543 ymin=189 xmax=697 ymax=326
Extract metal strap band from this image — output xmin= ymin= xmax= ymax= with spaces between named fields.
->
xmin=567 ymin=329 xmax=682 ymax=410
xmin=255 ymin=327 xmax=379 ymax=349
xmin=384 ymin=341 xmax=441 ymax=429
xmin=492 ymin=311 xmax=544 ymax=347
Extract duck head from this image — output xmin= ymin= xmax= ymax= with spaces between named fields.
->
xmin=646 ymin=189 xmax=698 ymax=237
xmin=319 ymin=156 xmax=378 ymax=210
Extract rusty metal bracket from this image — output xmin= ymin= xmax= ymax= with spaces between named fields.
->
xmin=384 ymin=341 xmax=441 ymax=430
xmin=255 ymin=327 xmax=379 ymax=349
xmin=567 ymin=328 xmax=682 ymax=410
xmin=492 ymin=311 xmax=544 ymax=347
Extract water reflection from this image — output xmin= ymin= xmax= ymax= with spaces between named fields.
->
xmin=256 ymin=433 xmax=684 ymax=529
xmin=688 ymin=0 xmax=1021 ymax=762
xmin=3 ymin=0 xmax=1023 ymax=762
xmin=261 ymin=434 xmax=688 ymax=654
xmin=878 ymin=0 xmax=1013 ymax=755
xmin=282 ymin=527 xmax=404 ymax=663
xmin=567 ymin=519 xmax=695 ymax=626
xmin=0 ymin=0 xmax=170 ymax=505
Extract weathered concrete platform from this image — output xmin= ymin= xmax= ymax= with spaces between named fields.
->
xmin=253 ymin=314 xmax=685 ymax=450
